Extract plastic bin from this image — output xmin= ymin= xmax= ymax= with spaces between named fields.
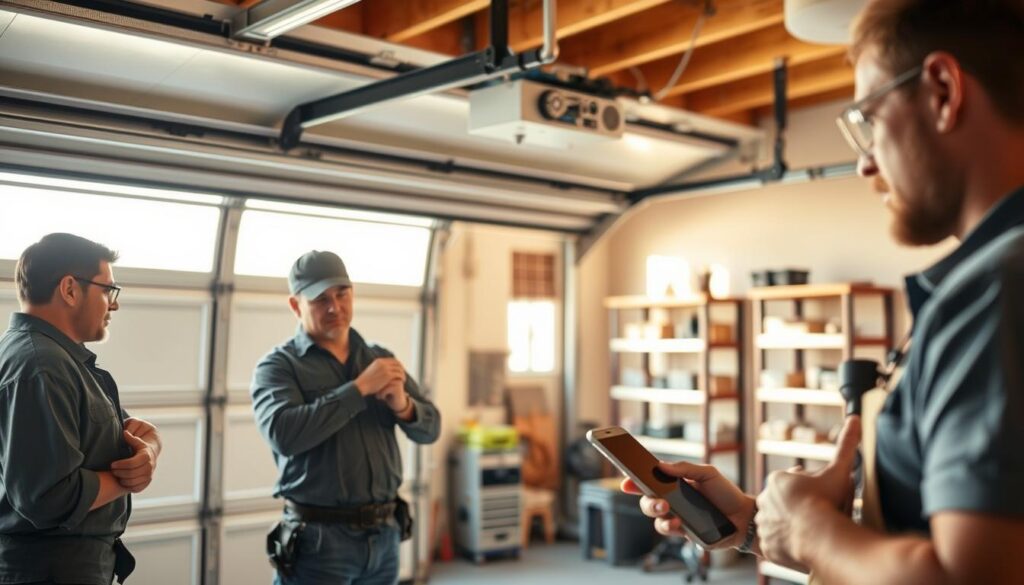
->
xmin=578 ymin=478 xmax=657 ymax=566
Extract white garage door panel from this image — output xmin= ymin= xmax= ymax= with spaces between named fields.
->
xmin=226 ymin=293 xmax=422 ymax=395
xmin=224 ymin=404 xmax=279 ymax=512
xmin=226 ymin=295 xmax=296 ymax=394
xmin=0 ymin=286 xmax=17 ymax=328
xmin=220 ymin=511 xmax=280 ymax=585
xmin=128 ymin=408 xmax=205 ymax=522
xmin=356 ymin=306 xmax=422 ymax=376
xmin=90 ymin=292 xmax=211 ymax=397
xmin=0 ymin=286 xmax=210 ymax=403
xmin=122 ymin=520 xmax=202 ymax=585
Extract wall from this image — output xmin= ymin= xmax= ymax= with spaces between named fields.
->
xmin=432 ymin=223 xmax=568 ymax=508
xmin=575 ymin=236 xmax=611 ymax=430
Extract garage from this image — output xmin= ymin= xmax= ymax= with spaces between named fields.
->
xmin=0 ymin=1 xmax=1021 ymax=584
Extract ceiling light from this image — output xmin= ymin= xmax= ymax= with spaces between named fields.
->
xmin=785 ymin=0 xmax=864 ymax=44
xmin=232 ymin=0 xmax=361 ymax=42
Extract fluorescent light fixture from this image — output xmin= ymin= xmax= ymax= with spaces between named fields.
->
xmin=232 ymin=0 xmax=361 ymax=41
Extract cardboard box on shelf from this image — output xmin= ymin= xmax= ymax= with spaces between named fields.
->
xmin=762 ymin=317 xmax=827 ymax=335
xmin=785 ymin=371 xmax=807 ymax=388
xmin=709 ymin=376 xmax=735 ymax=396
xmin=791 ymin=423 xmax=826 ymax=444
xmin=709 ymin=324 xmax=734 ymax=344
xmin=759 ymin=420 xmax=794 ymax=441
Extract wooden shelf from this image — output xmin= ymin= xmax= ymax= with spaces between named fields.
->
xmin=756 ymin=333 xmax=844 ymax=349
xmin=637 ymin=436 xmax=706 ymax=458
xmin=756 ymin=388 xmax=845 ymax=406
xmin=758 ymin=440 xmax=837 ymax=461
xmin=611 ymin=386 xmax=705 ymax=405
xmin=610 ymin=338 xmax=706 ymax=353
xmin=748 ymin=282 xmax=894 ymax=300
xmin=759 ymin=561 xmax=809 ymax=584
xmin=637 ymin=437 xmax=742 ymax=458
xmin=611 ymin=386 xmax=741 ymax=404
xmin=604 ymin=294 xmax=743 ymax=309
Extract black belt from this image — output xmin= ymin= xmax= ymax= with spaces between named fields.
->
xmin=284 ymin=499 xmax=397 ymax=528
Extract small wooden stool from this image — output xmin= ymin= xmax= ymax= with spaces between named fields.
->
xmin=521 ymin=487 xmax=556 ymax=548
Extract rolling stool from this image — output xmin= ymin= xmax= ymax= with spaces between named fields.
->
xmin=521 ymin=487 xmax=556 ymax=547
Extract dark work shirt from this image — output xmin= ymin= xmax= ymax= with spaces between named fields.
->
xmin=0 ymin=313 xmax=132 ymax=584
xmin=876 ymin=186 xmax=1024 ymax=534
xmin=250 ymin=327 xmax=440 ymax=507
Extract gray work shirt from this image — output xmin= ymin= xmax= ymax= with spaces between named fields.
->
xmin=0 ymin=313 xmax=132 ymax=584
xmin=877 ymin=186 xmax=1024 ymax=534
xmin=250 ymin=327 xmax=440 ymax=507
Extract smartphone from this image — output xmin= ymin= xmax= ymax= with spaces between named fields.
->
xmin=586 ymin=425 xmax=737 ymax=547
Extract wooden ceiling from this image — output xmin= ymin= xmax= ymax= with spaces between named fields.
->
xmin=222 ymin=0 xmax=856 ymax=126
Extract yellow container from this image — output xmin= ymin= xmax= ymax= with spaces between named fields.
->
xmin=457 ymin=424 xmax=519 ymax=450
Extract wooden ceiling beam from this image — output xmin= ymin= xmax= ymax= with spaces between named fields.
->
xmin=364 ymin=0 xmax=487 ymax=43
xmin=312 ymin=2 xmax=365 ymax=33
xmin=752 ymin=85 xmax=854 ymax=117
xmin=685 ymin=53 xmax=854 ymax=117
xmin=558 ymin=0 xmax=784 ymax=78
xmin=508 ymin=0 xmax=675 ymax=53
xmin=640 ymin=24 xmax=847 ymax=99
xmin=397 ymin=18 xmax=469 ymax=55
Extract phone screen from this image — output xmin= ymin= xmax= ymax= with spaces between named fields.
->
xmin=598 ymin=432 xmax=676 ymax=496
xmin=588 ymin=427 xmax=737 ymax=547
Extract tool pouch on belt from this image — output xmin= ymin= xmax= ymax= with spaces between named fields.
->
xmin=395 ymin=497 xmax=414 ymax=542
xmin=266 ymin=519 xmax=304 ymax=577
xmin=112 ymin=538 xmax=136 ymax=584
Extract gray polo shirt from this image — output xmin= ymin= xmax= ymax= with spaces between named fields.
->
xmin=0 ymin=313 xmax=132 ymax=584
xmin=250 ymin=327 xmax=440 ymax=508
xmin=877 ymin=186 xmax=1024 ymax=533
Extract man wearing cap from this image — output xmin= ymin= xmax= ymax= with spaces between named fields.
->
xmin=251 ymin=250 xmax=440 ymax=585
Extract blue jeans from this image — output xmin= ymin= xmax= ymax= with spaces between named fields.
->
xmin=273 ymin=520 xmax=400 ymax=585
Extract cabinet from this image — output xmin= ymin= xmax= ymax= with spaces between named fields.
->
xmin=748 ymin=283 xmax=895 ymax=584
xmin=605 ymin=294 xmax=744 ymax=473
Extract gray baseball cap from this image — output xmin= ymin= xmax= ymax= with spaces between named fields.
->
xmin=288 ymin=250 xmax=352 ymax=299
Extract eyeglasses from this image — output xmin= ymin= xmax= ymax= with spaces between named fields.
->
xmin=836 ymin=65 xmax=923 ymax=157
xmin=74 ymin=277 xmax=122 ymax=304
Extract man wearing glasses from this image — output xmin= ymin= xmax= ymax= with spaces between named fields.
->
xmin=0 ymin=233 xmax=162 ymax=584
xmin=626 ymin=1 xmax=1024 ymax=583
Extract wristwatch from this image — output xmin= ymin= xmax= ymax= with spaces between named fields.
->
xmin=736 ymin=512 xmax=757 ymax=554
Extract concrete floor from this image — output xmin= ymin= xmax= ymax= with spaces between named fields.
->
xmin=428 ymin=541 xmax=759 ymax=585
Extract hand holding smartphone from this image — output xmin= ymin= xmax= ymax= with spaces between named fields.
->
xmin=587 ymin=426 xmax=737 ymax=548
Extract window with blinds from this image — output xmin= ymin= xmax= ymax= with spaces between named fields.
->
xmin=508 ymin=252 xmax=557 ymax=374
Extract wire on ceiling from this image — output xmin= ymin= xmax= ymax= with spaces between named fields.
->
xmin=652 ymin=0 xmax=716 ymax=102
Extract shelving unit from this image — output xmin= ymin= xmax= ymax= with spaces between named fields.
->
xmin=604 ymin=294 xmax=745 ymax=472
xmin=749 ymin=283 xmax=894 ymax=585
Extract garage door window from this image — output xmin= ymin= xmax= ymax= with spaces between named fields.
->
xmin=234 ymin=200 xmax=432 ymax=286
xmin=0 ymin=171 xmax=222 ymax=272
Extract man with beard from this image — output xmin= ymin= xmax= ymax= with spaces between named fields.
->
xmin=625 ymin=1 xmax=1024 ymax=583
xmin=0 ymin=233 xmax=162 ymax=584
xmin=251 ymin=250 xmax=440 ymax=585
